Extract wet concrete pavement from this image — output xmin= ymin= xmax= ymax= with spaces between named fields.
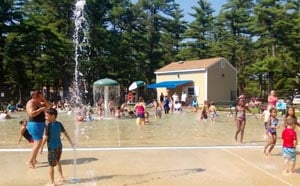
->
xmin=1 ymin=111 xmax=300 ymax=185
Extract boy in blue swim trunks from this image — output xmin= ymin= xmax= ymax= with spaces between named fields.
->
xmin=41 ymin=108 xmax=73 ymax=185
xmin=282 ymin=116 xmax=298 ymax=175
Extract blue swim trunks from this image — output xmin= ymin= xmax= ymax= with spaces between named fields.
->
xmin=282 ymin=147 xmax=296 ymax=162
xmin=27 ymin=121 xmax=45 ymax=141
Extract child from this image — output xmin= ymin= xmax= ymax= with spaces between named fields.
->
xmin=87 ymin=108 xmax=94 ymax=121
xmin=108 ymin=98 xmax=115 ymax=117
xmin=115 ymin=106 xmax=121 ymax=118
xmin=0 ymin=110 xmax=11 ymax=120
xmin=18 ymin=119 xmax=42 ymax=165
xmin=134 ymin=97 xmax=146 ymax=125
xmin=40 ymin=108 xmax=73 ymax=185
xmin=76 ymin=111 xmax=85 ymax=122
xmin=261 ymin=105 xmax=271 ymax=140
xmin=97 ymin=102 xmax=104 ymax=119
xmin=144 ymin=111 xmax=150 ymax=123
xmin=17 ymin=119 xmax=33 ymax=144
xmin=234 ymin=99 xmax=253 ymax=143
xmin=163 ymin=96 xmax=170 ymax=114
xmin=264 ymin=107 xmax=279 ymax=156
xmin=283 ymin=107 xmax=300 ymax=128
xmin=153 ymin=100 xmax=162 ymax=118
xmin=282 ymin=116 xmax=298 ymax=175
xmin=200 ymin=101 xmax=208 ymax=121
xmin=191 ymin=98 xmax=198 ymax=112
xmin=208 ymin=101 xmax=217 ymax=123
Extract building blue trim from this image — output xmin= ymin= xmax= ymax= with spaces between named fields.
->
xmin=147 ymin=80 xmax=192 ymax=89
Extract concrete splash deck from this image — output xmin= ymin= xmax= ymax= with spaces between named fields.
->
xmin=1 ymin=146 xmax=300 ymax=186
xmin=1 ymin=111 xmax=300 ymax=185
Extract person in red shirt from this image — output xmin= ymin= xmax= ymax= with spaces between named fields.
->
xmin=127 ymin=91 xmax=134 ymax=104
xmin=282 ymin=116 xmax=298 ymax=175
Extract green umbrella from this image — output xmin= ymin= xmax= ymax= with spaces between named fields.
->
xmin=128 ymin=81 xmax=145 ymax=91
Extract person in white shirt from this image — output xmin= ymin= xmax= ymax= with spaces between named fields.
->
xmin=261 ymin=105 xmax=271 ymax=140
xmin=172 ymin=92 xmax=179 ymax=102
xmin=181 ymin=91 xmax=187 ymax=106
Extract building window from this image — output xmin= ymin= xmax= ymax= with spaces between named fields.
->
xmin=187 ymin=87 xmax=194 ymax=96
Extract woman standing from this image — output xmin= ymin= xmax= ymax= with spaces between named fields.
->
xmin=26 ymin=90 xmax=51 ymax=168
xmin=268 ymin=90 xmax=278 ymax=108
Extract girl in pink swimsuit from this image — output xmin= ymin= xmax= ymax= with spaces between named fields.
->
xmin=134 ymin=97 xmax=146 ymax=125
xmin=234 ymin=99 xmax=253 ymax=143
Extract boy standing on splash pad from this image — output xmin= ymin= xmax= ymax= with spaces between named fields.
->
xmin=41 ymin=108 xmax=73 ymax=185
xmin=282 ymin=116 xmax=298 ymax=175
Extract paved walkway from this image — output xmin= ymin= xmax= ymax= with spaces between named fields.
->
xmin=1 ymin=146 xmax=300 ymax=186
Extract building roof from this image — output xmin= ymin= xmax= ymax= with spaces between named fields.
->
xmin=155 ymin=57 xmax=225 ymax=73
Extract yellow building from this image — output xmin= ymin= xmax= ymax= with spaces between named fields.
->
xmin=147 ymin=57 xmax=237 ymax=106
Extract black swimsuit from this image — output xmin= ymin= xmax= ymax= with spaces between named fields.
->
xmin=23 ymin=129 xmax=33 ymax=142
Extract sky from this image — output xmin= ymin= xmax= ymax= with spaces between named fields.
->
xmin=131 ymin=0 xmax=228 ymax=22
xmin=178 ymin=0 xmax=227 ymax=22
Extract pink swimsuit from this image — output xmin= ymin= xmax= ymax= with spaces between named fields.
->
xmin=268 ymin=96 xmax=277 ymax=107
xmin=136 ymin=105 xmax=145 ymax=115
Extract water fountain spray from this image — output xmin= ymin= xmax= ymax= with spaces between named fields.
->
xmin=71 ymin=0 xmax=89 ymax=183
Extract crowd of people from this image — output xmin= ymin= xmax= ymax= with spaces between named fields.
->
xmin=234 ymin=90 xmax=300 ymax=175
xmin=74 ymin=89 xmax=300 ymax=174
xmin=0 ymin=100 xmax=25 ymax=120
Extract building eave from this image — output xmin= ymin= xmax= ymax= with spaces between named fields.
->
xmin=155 ymin=68 xmax=206 ymax=75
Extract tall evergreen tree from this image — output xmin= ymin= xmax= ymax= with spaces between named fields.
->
xmin=7 ymin=0 xmax=74 ymax=99
xmin=252 ymin=0 xmax=299 ymax=93
xmin=216 ymin=0 xmax=255 ymax=94
xmin=180 ymin=0 xmax=215 ymax=59
xmin=160 ymin=2 xmax=187 ymax=62
xmin=0 ymin=0 xmax=23 ymax=96
xmin=131 ymin=0 xmax=178 ymax=84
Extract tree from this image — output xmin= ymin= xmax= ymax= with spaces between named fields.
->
xmin=252 ymin=0 xmax=300 ymax=95
xmin=159 ymin=2 xmax=187 ymax=62
xmin=180 ymin=0 xmax=215 ymax=59
xmin=5 ymin=0 xmax=74 ymax=100
xmin=0 ymin=0 xmax=24 ymax=97
xmin=215 ymin=0 xmax=255 ymax=94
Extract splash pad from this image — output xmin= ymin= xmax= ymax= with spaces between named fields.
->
xmin=1 ymin=111 xmax=299 ymax=185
